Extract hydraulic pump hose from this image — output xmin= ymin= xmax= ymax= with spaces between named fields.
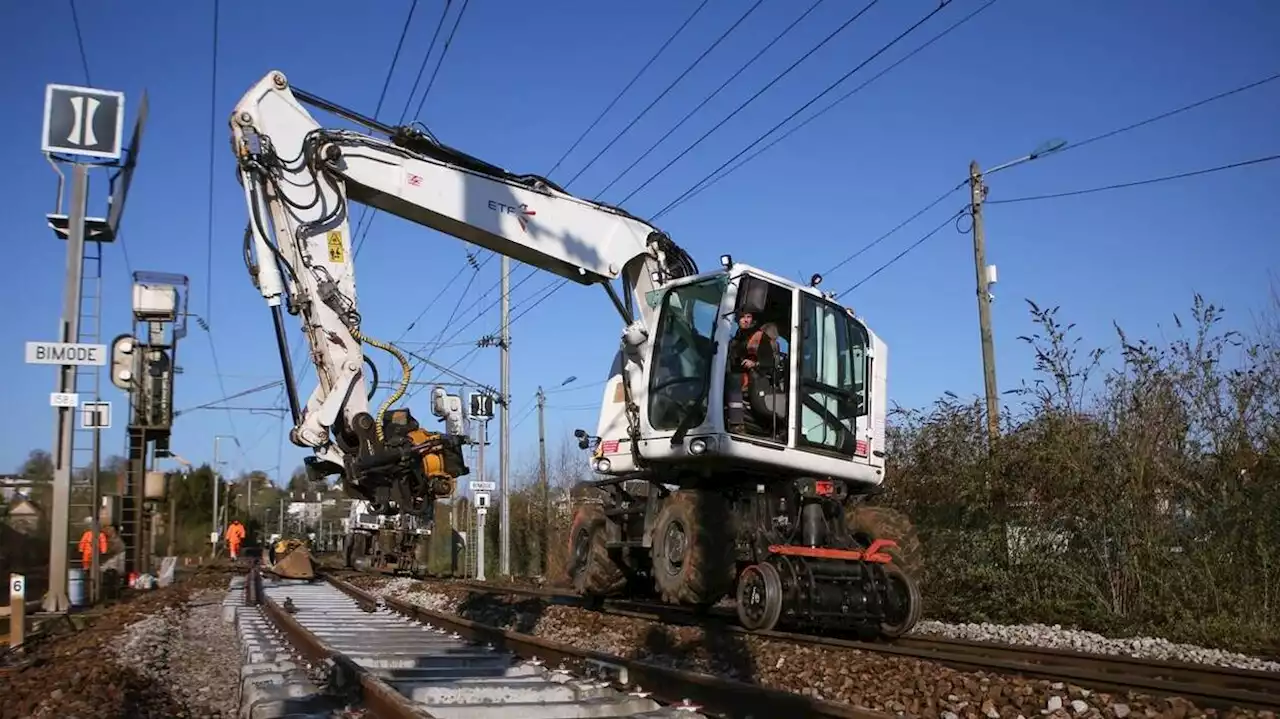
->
xmin=351 ymin=328 xmax=412 ymax=442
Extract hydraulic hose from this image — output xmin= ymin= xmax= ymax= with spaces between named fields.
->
xmin=351 ymin=328 xmax=412 ymax=442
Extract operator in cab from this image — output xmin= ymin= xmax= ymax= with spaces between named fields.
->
xmin=727 ymin=311 xmax=778 ymax=434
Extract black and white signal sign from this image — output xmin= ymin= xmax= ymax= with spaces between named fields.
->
xmin=41 ymin=83 xmax=125 ymax=160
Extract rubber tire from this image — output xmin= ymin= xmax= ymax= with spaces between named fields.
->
xmin=878 ymin=563 xmax=923 ymax=638
xmin=651 ymin=490 xmax=736 ymax=606
xmin=567 ymin=504 xmax=625 ymax=596
xmin=849 ymin=505 xmax=922 ymax=579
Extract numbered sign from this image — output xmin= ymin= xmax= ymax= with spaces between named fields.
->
xmin=10 ymin=573 xmax=25 ymax=599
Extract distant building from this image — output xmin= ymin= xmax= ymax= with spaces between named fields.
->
xmin=5 ymin=498 xmax=43 ymax=534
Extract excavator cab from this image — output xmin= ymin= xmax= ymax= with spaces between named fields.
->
xmin=591 ymin=261 xmax=886 ymax=491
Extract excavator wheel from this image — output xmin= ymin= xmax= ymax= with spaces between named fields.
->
xmin=650 ymin=490 xmax=736 ymax=606
xmin=848 ymin=505 xmax=922 ymax=579
xmin=567 ymin=504 xmax=625 ymax=597
xmin=878 ymin=563 xmax=923 ymax=638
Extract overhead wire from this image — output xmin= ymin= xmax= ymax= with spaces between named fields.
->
xmin=838 ymin=208 xmax=966 ymax=296
xmin=412 ymin=0 xmax=472 ymax=120
xmin=349 ymin=0 xmax=422 ymax=248
xmin=616 ymin=0 xmax=882 ymax=206
xmin=205 ymin=0 xmax=220 ymax=322
xmin=594 ymin=0 xmax=828 ymax=200
xmin=563 ymin=0 xmax=767 ymax=189
xmin=987 ymin=153 xmax=1280 ymax=205
xmin=545 ymin=0 xmax=711 ymax=178
xmin=820 ymin=51 xmax=1278 ymax=286
xmin=659 ymin=0 xmax=1000 ymax=217
xmin=650 ymin=0 xmax=956 ymax=220
xmin=68 ymin=0 xmax=92 ymax=84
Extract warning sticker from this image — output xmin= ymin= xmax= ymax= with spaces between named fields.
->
xmin=327 ymin=231 xmax=345 ymax=263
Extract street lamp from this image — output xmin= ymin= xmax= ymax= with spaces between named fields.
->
xmin=968 ymin=138 xmax=1068 ymax=444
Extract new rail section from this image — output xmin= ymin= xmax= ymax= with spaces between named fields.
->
xmin=248 ymin=565 xmax=888 ymax=718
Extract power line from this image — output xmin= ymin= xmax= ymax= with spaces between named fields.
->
xmin=838 ymin=208 xmax=965 ymax=296
xmin=617 ymin=0 xmax=881 ymax=206
xmin=595 ymin=0 xmax=828 ymax=200
xmin=412 ymin=0 xmax=472 ymax=121
xmin=373 ymin=0 xmax=422 ymax=120
xmin=651 ymin=0 xmax=955 ymax=220
xmin=205 ymin=0 xmax=220 ymax=323
xmin=824 ymin=182 xmax=964 ymax=276
xmin=988 ymin=153 xmax=1280 ymax=205
xmin=396 ymin=0 xmax=454 ymax=124
xmin=1060 ymin=70 xmax=1280 ymax=157
xmin=564 ymin=0 xmax=767 ymax=190
xmin=659 ymin=0 xmax=999 ymax=217
xmin=352 ymin=0 xmax=434 ymax=257
xmin=68 ymin=0 xmax=91 ymax=84
xmin=544 ymin=0 xmax=711 ymax=178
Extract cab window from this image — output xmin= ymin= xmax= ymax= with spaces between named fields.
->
xmin=647 ymin=276 xmax=727 ymax=431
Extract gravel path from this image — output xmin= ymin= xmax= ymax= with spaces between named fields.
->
xmin=347 ymin=574 xmax=1275 ymax=719
xmin=0 ymin=567 xmax=239 ymax=719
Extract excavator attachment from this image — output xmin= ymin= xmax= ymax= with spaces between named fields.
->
xmin=267 ymin=538 xmax=316 ymax=580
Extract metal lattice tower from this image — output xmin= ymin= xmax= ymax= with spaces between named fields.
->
xmin=68 ymin=238 xmax=103 ymax=569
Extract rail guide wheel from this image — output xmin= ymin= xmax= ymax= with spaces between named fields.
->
xmin=878 ymin=563 xmax=923 ymax=638
xmin=736 ymin=562 xmax=783 ymax=631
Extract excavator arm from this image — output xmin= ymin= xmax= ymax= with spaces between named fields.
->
xmin=229 ymin=70 xmax=695 ymax=507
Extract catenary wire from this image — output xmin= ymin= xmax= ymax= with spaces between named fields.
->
xmin=616 ymin=0 xmax=882 ymax=206
xmin=838 ymin=208 xmax=965 ymax=296
xmin=594 ymin=0 xmax=828 ymax=200
xmin=205 ymin=0 xmax=220 ymax=322
xmin=563 ymin=0 xmax=767 ymax=189
xmin=651 ymin=0 xmax=955 ymax=220
xmin=69 ymin=0 xmax=92 ymax=84
xmin=412 ymin=0 xmax=472 ymax=120
xmin=987 ymin=153 xmax=1280 ymax=205
xmin=659 ymin=0 xmax=1000 ymax=217
xmin=544 ymin=0 xmax=711 ymax=178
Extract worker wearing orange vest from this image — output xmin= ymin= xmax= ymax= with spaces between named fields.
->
xmin=726 ymin=311 xmax=778 ymax=433
xmin=78 ymin=527 xmax=108 ymax=568
xmin=225 ymin=520 xmax=246 ymax=559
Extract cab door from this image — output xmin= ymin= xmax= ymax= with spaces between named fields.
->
xmin=794 ymin=293 xmax=872 ymax=460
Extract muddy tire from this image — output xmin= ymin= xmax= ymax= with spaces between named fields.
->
xmin=848 ymin=505 xmax=922 ymax=579
xmin=567 ymin=504 xmax=625 ymax=596
xmin=651 ymin=490 xmax=736 ymax=606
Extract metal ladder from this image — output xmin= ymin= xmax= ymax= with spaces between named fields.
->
xmin=67 ymin=238 xmax=104 ymax=570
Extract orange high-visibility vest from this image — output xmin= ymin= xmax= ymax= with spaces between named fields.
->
xmin=79 ymin=530 xmax=107 ymax=555
xmin=741 ymin=329 xmax=770 ymax=390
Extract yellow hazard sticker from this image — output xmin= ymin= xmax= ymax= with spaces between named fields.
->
xmin=327 ymin=231 xmax=344 ymax=263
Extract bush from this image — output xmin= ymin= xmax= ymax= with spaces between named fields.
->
xmin=880 ymin=294 xmax=1280 ymax=653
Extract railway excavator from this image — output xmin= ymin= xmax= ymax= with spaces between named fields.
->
xmin=229 ymin=70 xmax=922 ymax=637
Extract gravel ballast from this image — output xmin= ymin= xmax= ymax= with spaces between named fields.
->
xmin=912 ymin=621 xmax=1280 ymax=674
xmin=346 ymin=574 xmax=1277 ymax=719
xmin=0 ymin=567 xmax=241 ymax=719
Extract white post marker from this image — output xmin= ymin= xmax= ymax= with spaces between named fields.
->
xmin=9 ymin=574 xmax=25 ymax=648
xmin=50 ymin=392 xmax=79 ymax=408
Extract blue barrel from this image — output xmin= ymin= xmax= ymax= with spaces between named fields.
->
xmin=68 ymin=568 xmax=85 ymax=606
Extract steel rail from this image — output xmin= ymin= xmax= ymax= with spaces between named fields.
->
xmin=248 ymin=565 xmax=431 ymax=718
xmin=433 ymin=576 xmax=1280 ymax=712
xmin=323 ymin=571 xmax=892 ymax=719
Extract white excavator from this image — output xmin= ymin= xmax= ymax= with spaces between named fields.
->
xmin=229 ymin=70 xmax=921 ymax=636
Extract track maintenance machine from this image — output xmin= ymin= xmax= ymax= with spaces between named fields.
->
xmin=229 ymin=70 xmax=921 ymax=636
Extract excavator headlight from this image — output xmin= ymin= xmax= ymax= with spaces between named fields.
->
xmin=689 ymin=438 xmax=708 ymax=455
xmin=594 ymin=457 xmax=612 ymax=473
xmin=720 ymin=254 xmax=733 ymax=269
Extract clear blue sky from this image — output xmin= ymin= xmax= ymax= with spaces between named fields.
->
xmin=2 ymin=0 xmax=1277 ymax=487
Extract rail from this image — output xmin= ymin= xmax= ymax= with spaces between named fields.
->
xmin=435 ymin=577 xmax=1280 ymax=713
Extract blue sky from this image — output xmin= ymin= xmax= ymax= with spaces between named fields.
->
xmin=1 ymin=0 xmax=1277 ymax=487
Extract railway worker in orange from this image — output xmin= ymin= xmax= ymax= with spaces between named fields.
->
xmin=226 ymin=519 xmax=246 ymax=559
xmin=78 ymin=525 xmax=107 ymax=568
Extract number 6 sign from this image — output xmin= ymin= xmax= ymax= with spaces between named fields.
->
xmin=10 ymin=573 xmax=24 ymax=598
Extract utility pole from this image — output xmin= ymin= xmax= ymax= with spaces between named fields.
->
xmin=42 ymin=164 xmax=89 ymax=613
xmin=499 ymin=256 xmax=511 ymax=576
xmin=476 ymin=419 xmax=487 ymax=581
xmin=968 ymin=160 xmax=1000 ymax=445
xmin=537 ymin=386 xmax=548 ymax=575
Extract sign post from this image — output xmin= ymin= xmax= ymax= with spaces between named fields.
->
xmin=8 ymin=574 xmax=25 ymax=648
xmin=38 ymin=82 xmax=126 ymax=614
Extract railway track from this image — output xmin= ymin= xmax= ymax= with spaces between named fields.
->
xmin=247 ymin=566 xmax=889 ymax=718
xmin=414 ymin=577 xmax=1280 ymax=713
